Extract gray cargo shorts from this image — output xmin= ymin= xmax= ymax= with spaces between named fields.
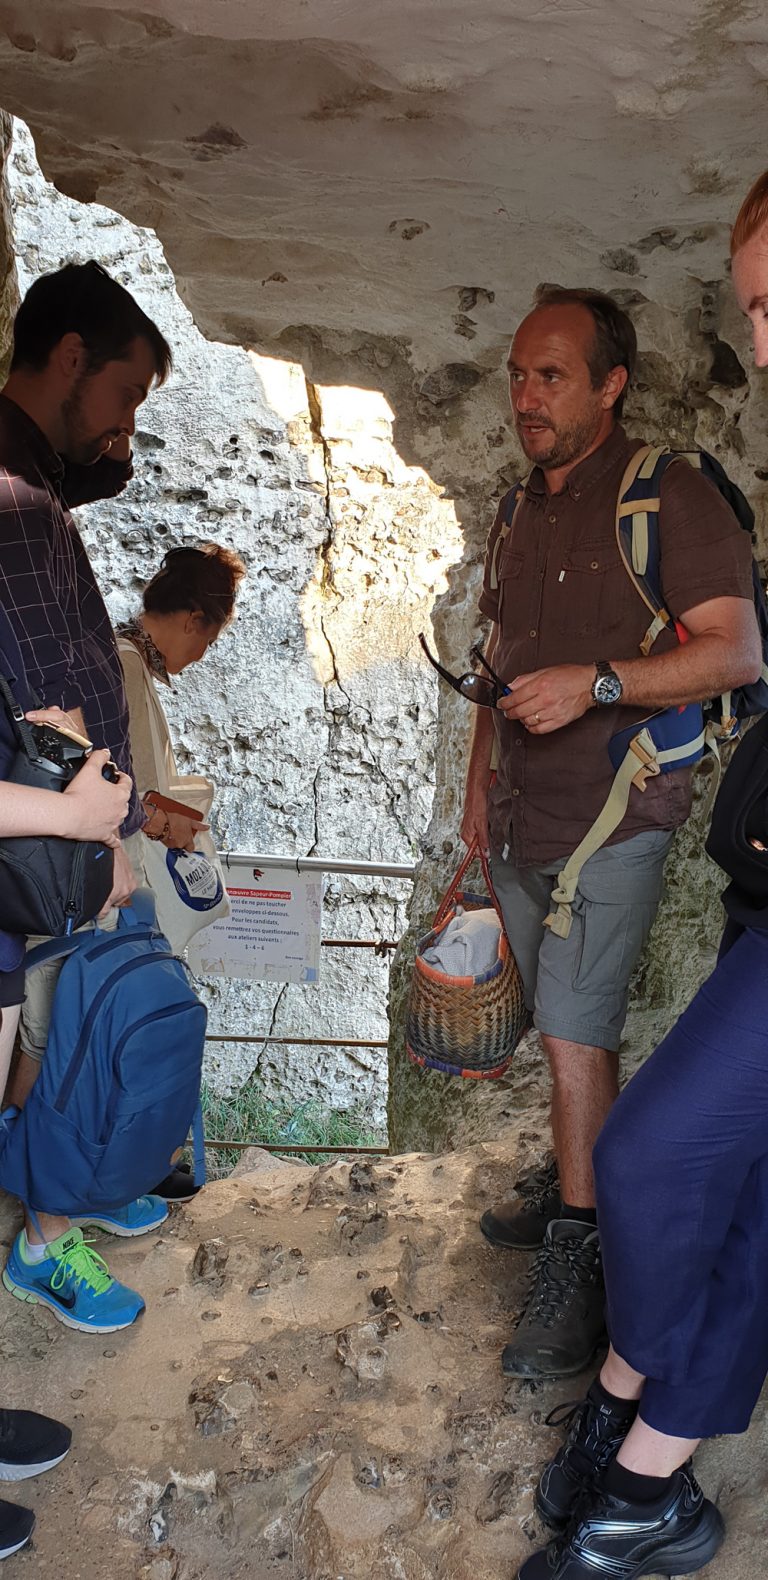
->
xmin=489 ymin=829 xmax=674 ymax=1053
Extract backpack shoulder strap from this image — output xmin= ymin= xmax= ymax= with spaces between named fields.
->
xmin=489 ymin=480 xmax=527 ymax=593
xmin=24 ymin=889 xmax=162 ymax=971
xmin=615 ymin=443 xmax=679 ymax=655
xmin=25 ymin=931 xmax=93 ymax=972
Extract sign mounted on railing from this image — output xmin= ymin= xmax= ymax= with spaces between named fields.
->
xmin=186 ymin=866 xmax=322 ymax=984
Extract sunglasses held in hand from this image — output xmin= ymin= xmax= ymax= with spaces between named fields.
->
xmin=418 ymin=632 xmax=511 ymax=707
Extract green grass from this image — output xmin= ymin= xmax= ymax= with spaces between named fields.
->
xmin=198 ymin=1081 xmax=386 ymax=1173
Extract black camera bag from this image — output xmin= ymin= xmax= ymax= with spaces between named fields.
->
xmin=0 ymin=672 xmax=115 ymax=937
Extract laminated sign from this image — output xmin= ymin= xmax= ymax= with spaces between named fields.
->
xmin=186 ymin=867 xmax=322 ymax=984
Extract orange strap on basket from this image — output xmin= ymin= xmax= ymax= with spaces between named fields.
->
xmin=433 ymin=838 xmax=505 ymax=931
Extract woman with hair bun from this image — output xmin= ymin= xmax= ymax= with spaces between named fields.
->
xmin=117 ymin=541 xmax=245 ymax=1203
xmin=118 ymin=542 xmax=245 ymax=852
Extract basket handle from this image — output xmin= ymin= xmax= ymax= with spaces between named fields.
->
xmin=433 ymin=838 xmax=505 ymax=930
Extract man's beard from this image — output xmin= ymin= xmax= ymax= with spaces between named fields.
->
xmin=61 ymin=376 xmax=113 ymax=465
xmin=517 ymin=404 xmax=604 ymax=470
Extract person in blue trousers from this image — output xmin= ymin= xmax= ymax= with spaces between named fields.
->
xmin=518 ymin=172 xmax=768 ymax=1579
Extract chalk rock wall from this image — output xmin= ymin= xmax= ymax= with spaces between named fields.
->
xmin=9 ymin=120 xmax=462 ymax=1125
xmin=6 ymin=72 xmax=768 ymax=1149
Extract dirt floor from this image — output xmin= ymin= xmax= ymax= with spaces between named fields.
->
xmin=0 ymin=1137 xmax=763 ymax=1579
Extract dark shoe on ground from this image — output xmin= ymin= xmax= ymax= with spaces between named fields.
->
xmin=0 ymin=1408 xmax=71 ymax=1482
xmin=480 ymin=1158 xmax=560 ymax=1250
xmin=536 ymin=1381 xmax=636 ymax=1531
xmin=517 ymin=1463 xmax=724 ymax=1578
xmin=0 ymin=1499 xmax=35 ymax=1560
xmin=501 ymin=1219 xmax=606 ymax=1378
xmin=151 ymin=1163 xmax=201 ymax=1203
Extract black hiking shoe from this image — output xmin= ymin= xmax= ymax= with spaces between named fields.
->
xmin=536 ymin=1381 xmax=637 ymax=1531
xmin=517 ymin=1463 xmax=724 ymax=1578
xmin=480 ymin=1158 xmax=560 ymax=1250
xmin=501 ymin=1219 xmax=606 ymax=1378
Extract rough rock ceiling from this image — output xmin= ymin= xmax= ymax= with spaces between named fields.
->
xmin=1 ymin=1 xmax=768 ymax=379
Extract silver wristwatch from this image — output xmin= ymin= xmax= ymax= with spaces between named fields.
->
xmin=591 ymin=659 xmax=623 ymax=706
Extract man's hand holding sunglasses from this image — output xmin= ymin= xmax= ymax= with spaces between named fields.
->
xmin=497 ymin=663 xmax=595 ymax=734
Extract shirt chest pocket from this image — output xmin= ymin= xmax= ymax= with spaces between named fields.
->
xmin=495 ymin=546 xmax=525 ymax=626
xmin=556 ymin=542 xmax=627 ymax=641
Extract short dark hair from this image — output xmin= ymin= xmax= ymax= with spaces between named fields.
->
xmin=143 ymin=543 xmax=246 ymax=629
xmin=532 ymin=284 xmax=637 ymax=418
xmin=11 ymin=260 xmax=172 ymax=384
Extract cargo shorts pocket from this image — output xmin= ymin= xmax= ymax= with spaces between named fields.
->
xmin=569 ymin=831 xmax=674 ymax=998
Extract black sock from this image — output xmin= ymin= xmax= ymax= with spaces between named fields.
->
xmin=603 ymin=1458 xmax=674 ymax=1505
xmin=560 ymin=1200 xmax=598 ymax=1227
xmin=589 ymin=1376 xmax=638 ymax=1418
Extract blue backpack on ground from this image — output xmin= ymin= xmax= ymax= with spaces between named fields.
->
xmin=0 ymin=891 xmax=207 ymax=1215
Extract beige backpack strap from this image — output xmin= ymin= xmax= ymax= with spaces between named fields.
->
xmin=543 ymin=729 xmax=662 ymax=939
xmin=615 ymin=444 xmax=672 ymax=655
xmin=543 ymin=713 xmax=706 ymax=940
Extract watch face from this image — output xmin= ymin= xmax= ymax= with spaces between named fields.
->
xmin=594 ymin=673 xmax=623 ymax=705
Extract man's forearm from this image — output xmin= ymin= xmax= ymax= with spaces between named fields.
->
xmin=0 ymin=781 xmax=88 ymax=838
xmin=613 ymin=630 xmax=761 ymax=711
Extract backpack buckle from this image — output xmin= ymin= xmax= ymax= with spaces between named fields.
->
xmin=628 ymin=734 xmax=661 ymax=790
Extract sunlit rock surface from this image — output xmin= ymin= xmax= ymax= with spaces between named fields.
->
xmin=9 ymin=121 xmax=463 ymax=1121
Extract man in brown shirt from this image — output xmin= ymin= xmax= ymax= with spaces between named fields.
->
xmin=463 ymin=285 xmax=760 ymax=1377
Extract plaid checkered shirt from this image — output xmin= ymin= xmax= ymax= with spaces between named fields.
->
xmin=0 ymin=394 xmax=143 ymax=836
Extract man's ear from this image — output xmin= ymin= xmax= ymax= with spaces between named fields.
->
xmin=54 ymin=332 xmax=88 ymax=381
xmin=602 ymin=364 xmax=628 ymax=412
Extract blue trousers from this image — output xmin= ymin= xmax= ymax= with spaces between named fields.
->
xmin=593 ymin=922 xmax=768 ymax=1437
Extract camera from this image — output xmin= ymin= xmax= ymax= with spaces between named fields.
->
xmin=28 ymin=721 xmax=92 ymax=785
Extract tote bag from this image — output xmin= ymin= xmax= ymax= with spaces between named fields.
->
xmin=118 ymin=637 xmax=230 ymax=952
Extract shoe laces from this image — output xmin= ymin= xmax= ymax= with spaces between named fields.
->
xmin=517 ymin=1158 xmax=559 ymax=1212
xmin=544 ymin=1396 xmax=631 ymax=1483
xmin=50 ymin=1237 xmax=113 ymax=1297
xmin=518 ymin=1233 xmax=600 ymax=1329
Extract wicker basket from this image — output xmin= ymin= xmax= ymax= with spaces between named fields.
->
xmin=406 ymin=840 xmax=529 ymax=1079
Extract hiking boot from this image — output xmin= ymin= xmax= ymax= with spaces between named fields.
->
xmin=501 ymin=1219 xmax=606 ymax=1378
xmin=480 ymin=1158 xmax=560 ymax=1250
xmin=71 ymin=1194 xmax=169 ymax=1237
xmin=3 ymin=1228 xmax=145 ymax=1334
xmin=536 ymin=1381 xmax=637 ymax=1531
xmin=0 ymin=1500 xmax=35 ymax=1560
xmin=0 ymin=1408 xmax=71 ymax=1481
xmin=517 ymin=1463 xmax=724 ymax=1578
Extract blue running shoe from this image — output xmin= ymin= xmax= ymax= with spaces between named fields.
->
xmin=71 ymin=1195 xmax=169 ymax=1238
xmin=2 ymin=1229 xmax=144 ymax=1334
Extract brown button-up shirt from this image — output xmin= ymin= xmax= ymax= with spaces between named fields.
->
xmin=479 ymin=424 xmax=754 ymax=866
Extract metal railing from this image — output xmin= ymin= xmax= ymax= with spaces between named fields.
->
xmin=201 ymin=851 xmax=416 ymax=1157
